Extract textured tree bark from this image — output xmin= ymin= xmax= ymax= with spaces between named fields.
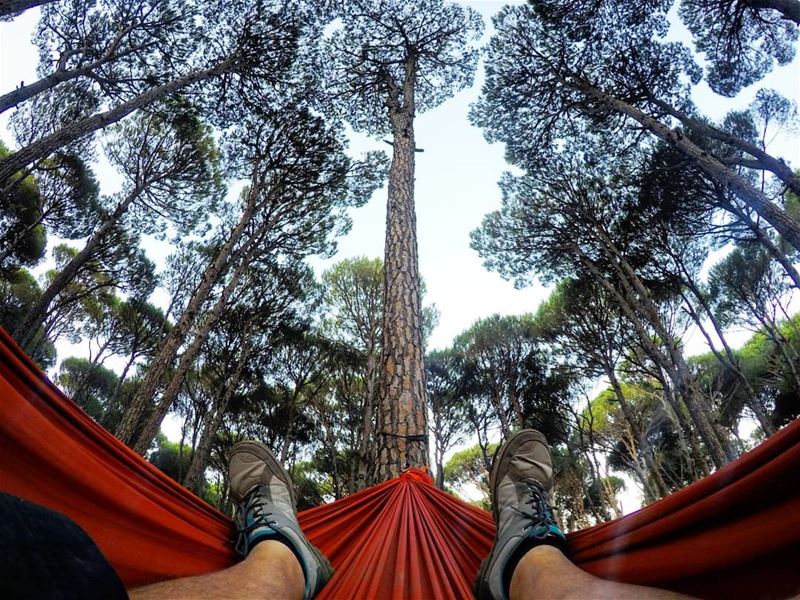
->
xmin=130 ymin=260 xmax=248 ymax=455
xmin=489 ymin=388 xmax=511 ymax=438
xmin=374 ymin=58 xmax=429 ymax=481
xmin=722 ymin=196 xmax=800 ymax=289
xmin=591 ymin=227 xmax=736 ymax=467
xmin=128 ymin=213 xmax=269 ymax=454
xmin=651 ymin=99 xmax=800 ymax=196
xmin=659 ymin=375 xmax=711 ymax=480
xmin=435 ymin=445 xmax=445 ymax=489
xmin=679 ymin=280 xmax=777 ymax=437
xmin=0 ymin=20 xmax=147 ymax=114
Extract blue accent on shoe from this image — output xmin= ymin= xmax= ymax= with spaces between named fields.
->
xmin=248 ymin=525 xmax=280 ymax=546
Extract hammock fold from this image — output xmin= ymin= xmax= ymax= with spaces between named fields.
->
xmin=1 ymin=325 xmax=799 ymax=599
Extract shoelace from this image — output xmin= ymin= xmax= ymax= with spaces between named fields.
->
xmin=234 ymin=486 xmax=279 ymax=556
xmin=516 ymin=479 xmax=562 ymax=541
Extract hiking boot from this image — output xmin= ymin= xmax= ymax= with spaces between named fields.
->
xmin=229 ymin=440 xmax=333 ymax=600
xmin=474 ymin=430 xmax=567 ymax=600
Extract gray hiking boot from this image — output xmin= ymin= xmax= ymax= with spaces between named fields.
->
xmin=228 ymin=440 xmax=333 ymax=600
xmin=474 ymin=429 xmax=567 ymax=600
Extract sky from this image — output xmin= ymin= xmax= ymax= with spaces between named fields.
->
xmin=2 ymin=1 xmax=799 ymax=510
xmin=2 ymin=2 xmax=798 ymax=355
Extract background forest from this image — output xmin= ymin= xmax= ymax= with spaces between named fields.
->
xmin=1 ymin=0 xmax=799 ymax=529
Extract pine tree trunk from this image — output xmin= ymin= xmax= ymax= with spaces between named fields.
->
xmin=279 ymin=405 xmax=297 ymax=465
xmin=659 ymin=376 xmax=710 ymax=480
xmin=0 ymin=205 xmax=48 ymax=267
xmin=606 ymin=367 xmax=670 ymax=498
xmin=374 ymin=60 xmax=429 ymax=481
xmin=130 ymin=241 xmax=255 ymax=454
xmin=435 ymin=455 xmax=445 ymax=489
xmin=489 ymin=388 xmax=511 ymax=438
xmin=115 ymin=184 xmax=259 ymax=445
xmin=723 ymin=196 xmax=800 ymax=289
xmin=183 ymin=347 xmax=250 ymax=492
xmin=571 ymin=79 xmax=800 ymax=252
xmin=356 ymin=344 xmax=377 ymax=489
xmin=679 ymin=282 xmax=776 ymax=436
xmin=16 ymin=187 xmax=140 ymax=352
xmin=591 ymin=228 xmax=735 ymax=467
xmin=0 ymin=21 xmax=146 ymax=114
xmin=573 ymin=240 xmax=731 ymax=469
xmin=0 ymin=59 xmax=232 ymax=184
xmin=509 ymin=387 xmax=524 ymax=428
xmin=650 ymin=99 xmax=800 ymax=195
xmin=1 ymin=62 xmax=103 ymax=115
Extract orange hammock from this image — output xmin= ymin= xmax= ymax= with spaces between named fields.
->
xmin=1 ymin=325 xmax=799 ymax=599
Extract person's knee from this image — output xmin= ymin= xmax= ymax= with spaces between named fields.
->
xmin=509 ymin=545 xmax=581 ymax=600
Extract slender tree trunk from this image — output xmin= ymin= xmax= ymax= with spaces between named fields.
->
xmin=593 ymin=228 xmax=736 ymax=465
xmin=318 ymin=406 xmax=341 ymax=499
xmin=509 ymin=387 xmax=524 ymax=428
xmin=631 ymin=452 xmax=657 ymax=505
xmin=435 ymin=449 xmax=445 ymax=489
xmin=115 ymin=182 xmax=259 ymax=445
xmin=606 ymin=368 xmax=670 ymax=498
xmin=651 ymin=99 xmax=800 ymax=195
xmin=574 ymin=242 xmax=731 ymax=468
xmin=183 ymin=348 xmax=250 ymax=492
xmin=469 ymin=411 xmax=492 ymax=473
xmin=574 ymin=409 xmax=609 ymax=520
xmin=1 ymin=62 xmax=105 ymax=115
xmin=70 ymin=336 xmax=113 ymax=401
xmin=432 ymin=408 xmax=446 ymax=489
xmin=490 ymin=388 xmax=511 ymax=438
xmin=0 ymin=58 xmax=233 ymax=183
xmin=0 ymin=205 xmax=49 ymax=267
xmin=661 ymin=376 xmax=710 ymax=481
xmin=0 ymin=22 xmax=144 ymax=114
xmin=356 ymin=345 xmax=377 ymax=489
xmin=570 ymin=78 xmax=800 ymax=251
xmin=375 ymin=59 xmax=429 ymax=481
xmin=280 ymin=405 xmax=297 ymax=465
xmin=103 ymin=351 xmax=138 ymax=428
xmin=130 ymin=247 xmax=254 ymax=454
xmin=762 ymin=320 xmax=800 ymax=392
xmin=16 ymin=187 xmax=141 ymax=351
xmin=679 ymin=285 xmax=776 ymax=436
xmin=722 ymin=196 xmax=800 ymax=289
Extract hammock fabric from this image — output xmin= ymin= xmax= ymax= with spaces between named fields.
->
xmin=1 ymin=324 xmax=799 ymax=599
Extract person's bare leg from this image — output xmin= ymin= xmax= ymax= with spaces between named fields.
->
xmin=129 ymin=540 xmax=304 ymax=600
xmin=509 ymin=545 xmax=694 ymax=600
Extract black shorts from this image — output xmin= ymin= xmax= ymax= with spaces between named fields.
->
xmin=0 ymin=491 xmax=128 ymax=600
